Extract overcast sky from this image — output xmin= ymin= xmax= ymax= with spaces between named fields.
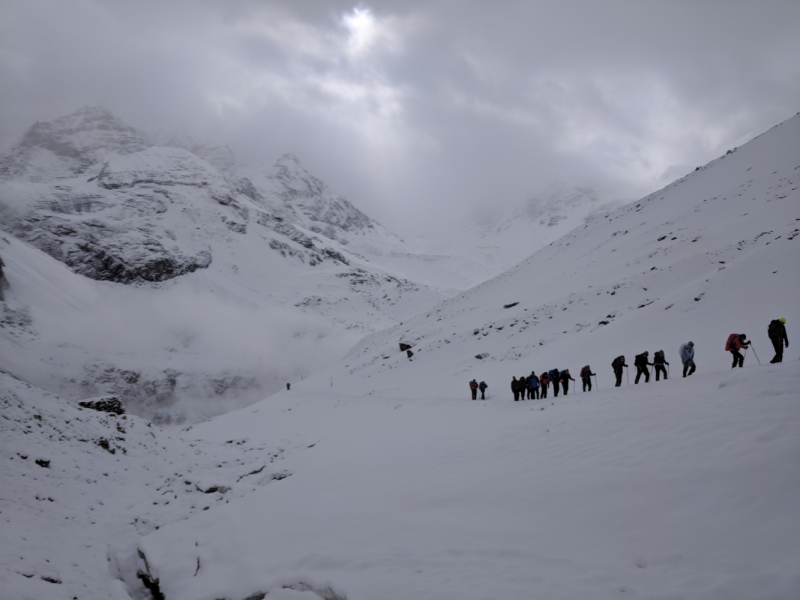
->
xmin=2 ymin=0 xmax=799 ymax=231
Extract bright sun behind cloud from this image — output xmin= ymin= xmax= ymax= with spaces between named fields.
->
xmin=343 ymin=7 xmax=378 ymax=56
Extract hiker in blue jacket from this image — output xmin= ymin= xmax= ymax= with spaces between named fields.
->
xmin=679 ymin=341 xmax=696 ymax=377
xmin=529 ymin=371 xmax=540 ymax=399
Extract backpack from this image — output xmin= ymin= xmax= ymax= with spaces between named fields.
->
xmin=549 ymin=369 xmax=559 ymax=381
xmin=768 ymin=320 xmax=781 ymax=339
xmin=530 ymin=376 xmax=539 ymax=388
xmin=612 ymin=356 xmax=624 ymax=369
xmin=634 ymin=353 xmax=646 ymax=367
xmin=654 ymin=350 xmax=665 ymax=363
xmin=580 ymin=365 xmax=590 ymax=377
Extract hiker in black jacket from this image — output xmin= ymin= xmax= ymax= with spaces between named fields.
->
xmin=511 ymin=376 xmax=520 ymax=401
xmin=611 ymin=356 xmax=627 ymax=387
xmin=549 ymin=369 xmax=561 ymax=397
xmin=479 ymin=381 xmax=488 ymax=400
xmin=519 ymin=376 xmax=527 ymax=400
xmin=580 ymin=366 xmax=595 ymax=391
xmin=653 ymin=350 xmax=669 ymax=381
xmin=634 ymin=352 xmax=653 ymax=383
xmin=768 ymin=318 xmax=789 ymax=363
xmin=560 ymin=369 xmax=575 ymax=395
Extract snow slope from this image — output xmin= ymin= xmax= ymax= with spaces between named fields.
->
xmin=126 ymin=114 xmax=800 ymax=598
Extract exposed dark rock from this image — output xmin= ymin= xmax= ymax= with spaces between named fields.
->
xmin=35 ymin=459 xmax=50 ymax=468
xmin=137 ymin=549 xmax=166 ymax=600
xmin=399 ymin=343 xmax=412 ymax=352
xmin=96 ymin=438 xmax=116 ymax=454
xmin=79 ymin=396 xmax=125 ymax=415
xmin=406 ymin=349 xmax=414 ymax=359
xmin=503 ymin=302 xmax=519 ymax=309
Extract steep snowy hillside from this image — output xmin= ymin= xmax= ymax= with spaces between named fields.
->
xmin=0 ymin=108 xmax=455 ymax=422
xmin=324 ymin=113 xmax=800 ymax=399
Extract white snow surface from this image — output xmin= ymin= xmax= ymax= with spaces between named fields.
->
xmin=1 ymin=113 xmax=799 ymax=599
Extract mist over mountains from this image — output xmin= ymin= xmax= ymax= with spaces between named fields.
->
xmin=0 ymin=106 xmax=619 ymax=423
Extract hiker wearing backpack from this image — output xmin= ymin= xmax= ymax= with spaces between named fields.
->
xmin=768 ymin=318 xmax=789 ymax=363
xmin=469 ymin=379 xmax=479 ymax=400
xmin=560 ymin=369 xmax=575 ymax=395
xmin=634 ymin=352 xmax=653 ymax=384
xmin=479 ymin=380 xmax=488 ymax=400
xmin=511 ymin=376 xmax=520 ymax=401
xmin=725 ymin=333 xmax=750 ymax=368
xmin=580 ymin=365 xmax=595 ymax=391
xmin=519 ymin=376 xmax=528 ymax=400
xmin=539 ymin=372 xmax=549 ymax=399
xmin=529 ymin=371 xmax=540 ymax=399
xmin=680 ymin=341 xmax=696 ymax=377
xmin=611 ymin=355 xmax=627 ymax=387
xmin=653 ymin=350 xmax=669 ymax=381
xmin=549 ymin=369 xmax=561 ymax=397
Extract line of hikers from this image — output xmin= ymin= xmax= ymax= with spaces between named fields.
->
xmin=469 ymin=318 xmax=789 ymax=401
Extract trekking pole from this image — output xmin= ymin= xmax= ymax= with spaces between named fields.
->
xmin=594 ymin=374 xmax=598 ymax=390
xmin=749 ymin=343 xmax=761 ymax=365
xmin=625 ymin=366 xmax=629 ymax=385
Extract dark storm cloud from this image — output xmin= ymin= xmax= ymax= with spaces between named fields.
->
xmin=2 ymin=0 xmax=799 ymax=230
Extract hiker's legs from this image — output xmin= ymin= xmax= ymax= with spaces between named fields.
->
xmin=615 ymin=370 xmax=623 ymax=387
xmin=770 ymin=338 xmax=783 ymax=363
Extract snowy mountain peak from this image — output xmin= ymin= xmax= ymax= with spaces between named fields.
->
xmin=1 ymin=106 xmax=148 ymax=181
xmin=268 ymin=153 xmax=377 ymax=234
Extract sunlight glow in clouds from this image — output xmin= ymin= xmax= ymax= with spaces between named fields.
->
xmin=343 ymin=7 xmax=378 ymax=57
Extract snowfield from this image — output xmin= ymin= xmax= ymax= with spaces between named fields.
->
xmin=2 ymin=364 xmax=798 ymax=599
xmin=1 ymin=110 xmax=799 ymax=599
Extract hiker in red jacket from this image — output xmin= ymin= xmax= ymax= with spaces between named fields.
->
xmin=725 ymin=333 xmax=750 ymax=368
xmin=469 ymin=379 xmax=479 ymax=400
xmin=539 ymin=372 xmax=549 ymax=399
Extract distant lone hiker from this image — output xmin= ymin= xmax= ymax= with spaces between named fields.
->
xmin=653 ymin=350 xmax=669 ymax=381
xmin=611 ymin=355 xmax=627 ymax=387
xmin=634 ymin=351 xmax=653 ymax=384
xmin=680 ymin=341 xmax=696 ymax=377
xmin=469 ymin=379 xmax=479 ymax=400
xmin=479 ymin=380 xmax=488 ymax=400
xmin=580 ymin=365 xmax=594 ymax=391
xmin=287 ymin=383 xmax=291 ymax=391
xmin=768 ymin=318 xmax=789 ymax=363
xmin=725 ymin=333 xmax=750 ymax=368
xmin=560 ymin=369 xmax=575 ymax=395
xmin=511 ymin=376 xmax=520 ymax=401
